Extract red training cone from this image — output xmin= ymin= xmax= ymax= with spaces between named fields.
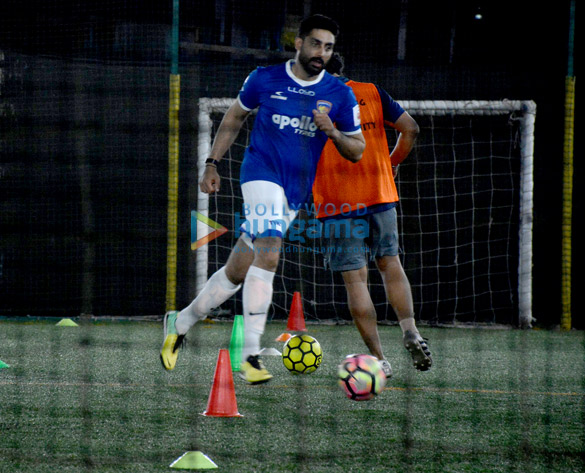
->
xmin=286 ymin=291 xmax=307 ymax=331
xmin=276 ymin=291 xmax=307 ymax=341
xmin=202 ymin=349 xmax=243 ymax=417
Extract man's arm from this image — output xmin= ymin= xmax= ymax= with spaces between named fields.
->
xmin=388 ymin=111 xmax=419 ymax=170
xmin=200 ymin=100 xmax=250 ymax=194
xmin=312 ymin=109 xmax=365 ymax=162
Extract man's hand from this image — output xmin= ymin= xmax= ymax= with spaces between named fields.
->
xmin=199 ymin=165 xmax=221 ymax=194
xmin=312 ymin=109 xmax=365 ymax=163
xmin=392 ymin=164 xmax=399 ymax=179
xmin=312 ymin=109 xmax=336 ymax=137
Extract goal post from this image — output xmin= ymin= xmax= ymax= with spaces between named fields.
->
xmin=196 ymin=98 xmax=536 ymax=328
xmin=398 ymin=100 xmax=536 ymax=329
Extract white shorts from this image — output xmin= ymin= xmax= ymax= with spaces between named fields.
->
xmin=239 ymin=181 xmax=298 ymax=245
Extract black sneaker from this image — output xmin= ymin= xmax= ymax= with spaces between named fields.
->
xmin=403 ymin=330 xmax=432 ymax=371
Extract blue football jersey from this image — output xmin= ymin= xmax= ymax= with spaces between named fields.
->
xmin=238 ymin=60 xmax=362 ymax=207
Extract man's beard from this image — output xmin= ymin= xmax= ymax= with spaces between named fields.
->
xmin=298 ymin=53 xmax=326 ymax=76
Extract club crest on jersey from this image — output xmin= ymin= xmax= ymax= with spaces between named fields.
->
xmin=316 ymin=100 xmax=332 ymax=114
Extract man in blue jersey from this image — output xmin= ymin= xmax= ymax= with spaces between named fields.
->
xmin=161 ymin=14 xmax=365 ymax=384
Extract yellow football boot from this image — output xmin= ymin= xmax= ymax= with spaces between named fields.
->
xmin=160 ymin=311 xmax=184 ymax=370
xmin=239 ymin=355 xmax=272 ymax=384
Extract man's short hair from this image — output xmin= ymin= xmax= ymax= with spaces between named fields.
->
xmin=298 ymin=14 xmax=339 ymax=39
xmin=326 ymin=53 xmax=345 ymax=75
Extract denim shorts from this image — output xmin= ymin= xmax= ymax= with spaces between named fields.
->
xmin=323 ymin=207 xmax=399 ymax=272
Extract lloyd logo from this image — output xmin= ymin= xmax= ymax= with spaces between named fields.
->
xmin=287 ymin=86 xmax=315 ymax=96
xmin=191 ymin=211 xmax=228 ymax=250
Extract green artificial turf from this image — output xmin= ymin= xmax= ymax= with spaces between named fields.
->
xmin=1 ymin=320 xmax=584 ymax=472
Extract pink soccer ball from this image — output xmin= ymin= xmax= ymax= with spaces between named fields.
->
xmin=337 ymin=354 xmax=386 ymax=401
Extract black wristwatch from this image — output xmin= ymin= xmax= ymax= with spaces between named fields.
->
xmin=205 ymin=158 xmax=220 ymax=168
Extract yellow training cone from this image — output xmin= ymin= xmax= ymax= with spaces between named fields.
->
xmin=170 ymin=451 xmax=218 ymax=469
xmin=56 ymin=318 xmax=79 ymax=327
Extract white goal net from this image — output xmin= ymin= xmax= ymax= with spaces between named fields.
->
xmin=196 ymin=98 xmax=536 ymax=328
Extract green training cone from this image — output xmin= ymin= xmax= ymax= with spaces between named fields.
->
xmin=56 ymin=318 xmax=79 ymax=327
xmin=229 ymin=314 xmax=244 ymax=372
xmin=0 ymin=360 xmax=10 ymax=369
xmin=170 ymin=451 xmax=218 ymax=469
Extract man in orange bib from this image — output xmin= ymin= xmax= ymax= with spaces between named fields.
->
xmin=313 ymin=54 xmax=432 ymax=376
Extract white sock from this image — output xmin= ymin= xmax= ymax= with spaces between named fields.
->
xmin=241 ymin=265 xmax=275 ymax=361
xmin=399 ymin=317 xmax=418 ymax=335
xmin=175 ymin=267 xmax=241 ymax=334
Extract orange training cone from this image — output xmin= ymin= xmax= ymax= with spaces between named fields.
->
xmin=286 ymin=291 xmax=307 ymax=331
xmin=202 ymin=349 xmax=243 ymax=417
xmin=275 ymin=332 xmax=292 ymax=342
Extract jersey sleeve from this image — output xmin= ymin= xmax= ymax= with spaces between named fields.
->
xmin=237 ymin=67 xmax=262 ymax=111
xmin=375 ymin=85 xmax=405 ymax=125
xmin=335 ymin=86 xmax=362 ymax=135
